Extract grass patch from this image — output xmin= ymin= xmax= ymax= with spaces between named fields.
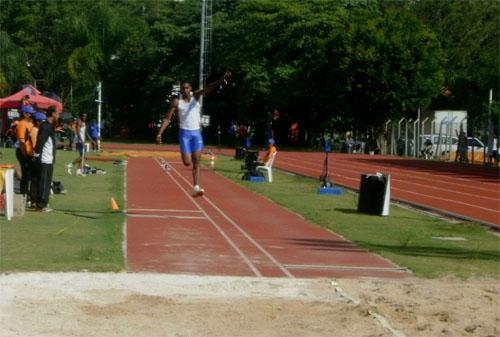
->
xmin=0 ymin=148 xmax=125 ymax=272
xmin=210 ymin=155 xmax=500 ymax=279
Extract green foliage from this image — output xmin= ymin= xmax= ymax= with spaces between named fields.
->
xmin=0 ymin=0 xmax=495 ymax=140
xmin=411 ymin=0 xmax=500 ymax=121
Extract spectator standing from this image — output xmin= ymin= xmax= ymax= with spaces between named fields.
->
xmin=15 ymin=105 xmax=34 ymax=198
xmin=456 ymin=130 xmax=468 ymax=163
xmin=27 ymin=112 xmax=46 ymax=208
xmin=66 ymin=113 xmax=87 ymax=175
xmin=68 ymin=117 xmax=77 ymax=150
xmin=87 ymin=119 xmax=99 ymax=151
xmin=33 ymin=107 xmax=59 ymax=212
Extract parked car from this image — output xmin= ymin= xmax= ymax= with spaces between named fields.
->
xmin=420 ymin=134 xmax=484 ymax=157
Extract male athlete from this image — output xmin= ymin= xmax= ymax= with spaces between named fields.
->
xmin=156 ymin=70 xmax=230 ymax=197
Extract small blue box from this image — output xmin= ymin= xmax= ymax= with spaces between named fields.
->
xmin=249 ymin=175 xmax=265 ymax=182
xmin=317 ymin=187 xmax=342 ymax=195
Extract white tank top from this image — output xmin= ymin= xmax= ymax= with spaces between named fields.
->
xmin=77 ymin=121 xmax=86 ymax=143
xmin=177 ymin=94 xmax=201 ymax=130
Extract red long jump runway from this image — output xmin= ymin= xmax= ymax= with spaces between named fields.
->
xmin=271 ymin=152 xmax=500 ymax=227
xmin=126 ymin=156 xmax=409 ymax=278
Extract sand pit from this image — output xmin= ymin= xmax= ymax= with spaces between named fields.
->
xmin=0 ymin=273 xmax=498 ymax=337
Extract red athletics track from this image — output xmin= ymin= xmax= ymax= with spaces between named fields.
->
xmin=126 ymin=156 xmax=409 ymax=278
xmin=270 ymin=152 xmax=500 ymax=227
xmin=103 ymin=143 xmax=499 ymax=226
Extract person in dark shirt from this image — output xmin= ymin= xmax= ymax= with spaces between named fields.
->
xmin=33 ymin=106 xmax=59 ymax=212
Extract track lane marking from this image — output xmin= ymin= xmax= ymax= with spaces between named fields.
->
xmin=163 ymin=158 xmax=295 ymax=279
xmin=280 ymin=154 xmax=499 ymax=197
xmin=127 ymin=214 xmax=207 ymax=220
xmin=279 ymin=153 xmax=499 ymax=192
xmin=279 ymin=161 xmax=500 ymax=214
xmin=127 ymin=208 xmax=203 ymax=213
xmin=155 ymin=158 xmax=262 ymax=277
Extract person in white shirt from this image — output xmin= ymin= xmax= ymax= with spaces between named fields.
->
xmin=33 ymin=106 xmax=59 ymax=212
xmin=156 ymin=70 xmax=230 ymax=197
xmin=66 ymin=113 xmax=87 ymax=175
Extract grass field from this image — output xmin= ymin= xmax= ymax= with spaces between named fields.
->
xmin=210 ymin=155 xmax=500 ymax=279
xmin=1 ymin=146 xmax=498 ymax=278
xmin=0 ymin=148 xmax=125 ymax=272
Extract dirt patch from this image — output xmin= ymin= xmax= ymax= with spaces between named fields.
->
xmin=0 ymin=273 xmax=498 ymax=337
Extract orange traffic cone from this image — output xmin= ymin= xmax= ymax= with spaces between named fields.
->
xmin=110 ymin=197 xmax=119 ymax=211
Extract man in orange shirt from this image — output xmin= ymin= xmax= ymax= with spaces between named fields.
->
xmin=257 ymin=138 xmax=277 ymax=166
xmin=27 ymin=112 xmax=46 ymax=207
xmin=16 ymin=105 xmax=34 ymax=198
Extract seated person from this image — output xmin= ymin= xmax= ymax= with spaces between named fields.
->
xmin=256 ymin=138 xmax=277 ymax=166
xmin=421 ymin=138 xmax=433 ymax=158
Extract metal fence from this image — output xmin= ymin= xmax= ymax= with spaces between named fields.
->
xmin=383 ymin=117 xmax=498 ymax=166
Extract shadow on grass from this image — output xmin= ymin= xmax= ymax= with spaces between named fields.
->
xmin=334 ymin=208 xmax=359 ymax=214
xmin=357 ymin=241 xmax=500 ymax=261
xmin=55 ymin=209 xmax=117 ymax=220
xmin=287 ymin=238 xmax=367 ymax=252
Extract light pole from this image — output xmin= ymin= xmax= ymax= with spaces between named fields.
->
xmin=95 ymin=82 xmax=103 ymax=151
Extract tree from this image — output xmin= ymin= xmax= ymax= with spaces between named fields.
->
xmin=411 ymin=0 xmax=500 ymax=122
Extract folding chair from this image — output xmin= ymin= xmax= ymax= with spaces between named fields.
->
xmin=256 ymin=151 xmax=277 ymax=183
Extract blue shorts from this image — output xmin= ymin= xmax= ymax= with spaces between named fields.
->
xmin=76 ymin=142 xmax=84 ymax=156
xmin=179 ymin=129 xmax=204 ymax=154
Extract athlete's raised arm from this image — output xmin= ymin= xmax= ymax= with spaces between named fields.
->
xmin=193 ymin=70 xmax=230 ymax=101
xmin=156 ymin=98 xmax=179 ymax=144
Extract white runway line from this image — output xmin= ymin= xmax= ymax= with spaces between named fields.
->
xmin=155 ymin=158 xmax=263 ymax=277
xmin=165 ymin=158 xmax=295 ymax=279
xmin=127 ymin=208 xmax=203 ymax=213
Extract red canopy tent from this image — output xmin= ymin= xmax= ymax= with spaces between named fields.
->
xmin=0 ymin=85 xmax=63 ymax=111
xmin=0 ymin=85 xmax=63 ymax=134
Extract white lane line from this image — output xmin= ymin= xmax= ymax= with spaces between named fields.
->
xmin=155 ymin=158 xmax=262 ymax=277
xmin=167 ymin=161 xmax=295 ymax=279
xmin=127 ymin=208 xmax=203 ymax=213
xmin=127 ymin=214 xmax=207 ymax=220
xmin=123 ymin=160 xmax=129 ymax=269
xmin=281 ymin=161 xmax=500 ymax=214
xmin=284 ymin=264 xmax=408 ymax=272
xmin=280 ymin=154 xmax=499 ymax=194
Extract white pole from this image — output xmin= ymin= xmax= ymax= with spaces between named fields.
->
xmin=448 ymin=116 xmax=458 ymax=161
xmin=397 ymin=118 xmax=405 ymax=155
xmin=405 ymin=119 xmax=412 ymax=157
xmin=413 ymin=119 xmax=419 ymax=157
xmin=199 ymin=0 xmax=206 ymax=94
xmin=97 ymin=82 xmax=102 ymax=151
xmin=417 ymin=106 xmax=421 ymax=156
xmin=384 ymin=119 xmax=391 ymax=155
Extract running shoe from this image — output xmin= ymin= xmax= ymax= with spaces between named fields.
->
xmin=191 ymin=185 xmax=205 ymax=197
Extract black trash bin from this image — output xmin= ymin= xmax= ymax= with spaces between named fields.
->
xmin=357 ymin=174 xmax=390 ymax=216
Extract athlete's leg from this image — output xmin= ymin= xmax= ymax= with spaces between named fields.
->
xmin=191 ymin=150 xmax=202 ymax=186
xmin=179 ymin=129 xmax=193 ymax=166
xmin=181 ymin=152 xmax=192 ymax=166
